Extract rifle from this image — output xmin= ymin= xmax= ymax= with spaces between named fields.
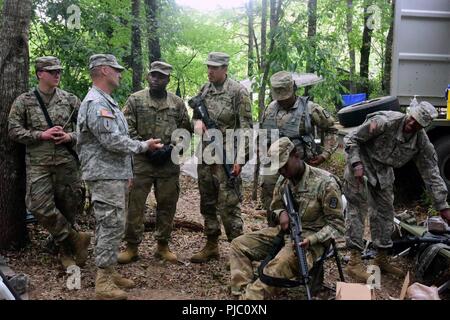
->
xmin=393 ymin=236 xmax=450 ymax=247
xmin=0 ymin=269 xmax=21 ymax=300
xmin=283 ymin=184 xmax=312 ymax=300
xmin=258 ymin=184 xmax=312 ymax=300
xmin=188 ymin=95 xmax=242 ymax=201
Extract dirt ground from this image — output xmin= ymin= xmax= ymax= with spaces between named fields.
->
xmin=1 ymin=168 xmax=448 ymax=300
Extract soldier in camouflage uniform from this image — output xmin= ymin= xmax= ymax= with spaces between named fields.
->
xmin=344 ymin=102 xmax=450 ymax=282
xmin=230 ymin=137 xmax=345 ymax=300
xmin=8 ymin=56 xmax=90 ymax=270
xmin=118 ymin=61 xmax=192 ymax=264
xmin=261 ymin=71 xmax=338 ymax=227
xmin=190 ymin=52 xmax=253 ymax=263
xmin=77 ymin=54 xmax=163 ymax=300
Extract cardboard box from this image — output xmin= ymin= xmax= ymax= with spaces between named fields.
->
xmin=336 ymin=282 xmax=374 ymax=300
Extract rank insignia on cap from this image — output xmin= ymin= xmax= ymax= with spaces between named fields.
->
xmin=98 ymin=108 xmax=115 ymax=119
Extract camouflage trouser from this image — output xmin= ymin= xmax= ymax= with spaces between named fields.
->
xmin=197 ymin=163 xmax=243 ymax=241
xmin=344 ymin=177 xmax=395 ymax=250
xmin=230 ymin=227 xmax=316 ymax=300
xmin=124 ymin=174 xmax=179 ymax=244
xmin=86 ymin=180 xmax=128 ymax=268
xmin=26 ymin=161 xmax=83 ymax=244
xmin=260 ymin=173 xmax=280 ymax=226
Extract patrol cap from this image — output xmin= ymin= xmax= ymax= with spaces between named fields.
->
xmin=267 ymin=137 xmax=296 ymax=174
xmin=409 ymin=101 xmax=438 ymax=127
xmin=205 ymin=52 xmax=230 ymax=67
xmin=149 ymin=61 xmax=173 ymax=76
xmin=270 ymin=71 xmax=294 ymax=101
xmin=89 ymin=54 xmax=125 ymax=71
xmin=36 ymin=56 xmax=64 ymax=71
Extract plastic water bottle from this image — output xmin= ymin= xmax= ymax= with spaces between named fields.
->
xmin=447 ymin=85 xmax=450 ymax=120
xmin=407 ymin=95 xmax=419 ymax=115
xmin=410 ymin=95 xmax=419 ymax=108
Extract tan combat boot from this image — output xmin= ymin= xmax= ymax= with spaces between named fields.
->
xmin=117 ymin=243 xmax=139 ymax=264
xmin=154 ymin=241 xmax=178 ymax=264
xmin=374 ymin=249 xmax=405 ymax=278
xmin=346 ymin=249 xmax=371 ymax=283
xmin=190 ymin=236 xmax=220 ymax=263
xmin=110 ymin=268 xmax=136 ymax=289
xmin=67 ymin=229 xmax=91 ymax=266
xmin=59 ymin=244 xmax=76 ymax=269
xmin=95 ymin=267 xmax=128 ymax=300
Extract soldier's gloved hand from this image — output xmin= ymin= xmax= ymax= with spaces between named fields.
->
xmin=146 ymin=138 xmax=163 ymax=152
xmin=40 ymin=126 xmax=63 ymax=141
xmin=146 ymin=144 xmax=174 ymax=166
xmin=308 ymin=155 xmax=326 ymax=167
xmin=352 ymin=162 xmax=365 ymax=183
xmin=440 ymin=208 xmax=450 ymax=224
xmin=280 ymin=211 xmax=289 ymax=231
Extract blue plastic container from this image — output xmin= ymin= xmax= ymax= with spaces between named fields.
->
xmin=341 ymin=93 xmax=367 ymax=107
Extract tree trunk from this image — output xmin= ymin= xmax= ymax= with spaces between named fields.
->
xmin=145 ymin=0 xmax=161 ymax=63
xmin=346 ymin=0 xmax=356 ymax=94
xmin=0 ymin=0 xmax=32 ymax=249
xmin=257 ymin=0 xmax=281 ymax=120
xmin=360 ymin=0 xmax=373 ymax=95
xmin=306 ymin=0 xmax=317 ymax=71
xmin=131 ymin=0 xmax=143 ymax=92
xmin=259 ymin=0 xmax=268 ymax=76
xmin=305 ymin=0 xmax=317 ymax=96
xmin=247 ymin=0 xmax=259 ymax=200
xmin=382 ymin=0 xmax=395 ymax=94
xmin=247 ymin=0 xmax=255 ymax=79
xmin=254 ymin=0 xmax=282 ymax=202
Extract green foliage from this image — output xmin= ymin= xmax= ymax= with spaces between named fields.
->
xmin=26 ymin=0 xmax=393 ymax=110
xmin=160 ymin=7 xmax=247 ymax=98
xmin=30 ymin=0 xmax=133 ymax=104
xmin=420 ymin=190 xmax=439 ymax=217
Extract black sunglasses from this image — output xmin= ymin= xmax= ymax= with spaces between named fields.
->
xmin=42 ymin=70 xmax=62 ymax=76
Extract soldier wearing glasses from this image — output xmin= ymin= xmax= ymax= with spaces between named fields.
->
xmin=8 ymin=56 xmax=90 ymax=270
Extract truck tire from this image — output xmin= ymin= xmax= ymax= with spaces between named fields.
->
xmin=434 ymin=136 xmax=450 ymax=197
xmin=337 ymin=96 xmax=401 ymax=128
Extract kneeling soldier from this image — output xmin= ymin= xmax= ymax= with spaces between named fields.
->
xmin=229 ymin=137 xmax=345 ymax=299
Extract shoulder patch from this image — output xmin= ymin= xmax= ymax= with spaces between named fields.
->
xmin=329 ymin=197 xmax=339 ymax=209
xmin=322 ymin=109 xmax=331 ymax=119
xmin=98 ymin=108 xmax=115 ymax=119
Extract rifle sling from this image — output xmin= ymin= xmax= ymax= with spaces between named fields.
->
xmin=258 ymin=230 xmax=306 ymax=288
xmin=33 ymin=89 xmax=79 ymax=164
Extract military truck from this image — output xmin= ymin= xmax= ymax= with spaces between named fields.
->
xmin=337 ymin=0 xmax=450 ymax=199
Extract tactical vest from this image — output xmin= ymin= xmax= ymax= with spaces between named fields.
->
xmin=262 ymin=96 xmax=318 ymax=159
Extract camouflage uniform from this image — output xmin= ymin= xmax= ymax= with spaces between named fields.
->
xmin=77 ymin=55 xmax=149 ymax=268
xmin=123 ymin=70 xmax=192 ymax=245
xmin=8 ymin=57 xmax=83 ymax=245
xmin=193 ymin=54 xmax=253 ymax=241
xmin=230 ymin=159 xmax=345 ymax=300
xmin=261 ymin=71 xmax=338 ymax=223
xmin=344 ymin=110 xmax=449 ymax=250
